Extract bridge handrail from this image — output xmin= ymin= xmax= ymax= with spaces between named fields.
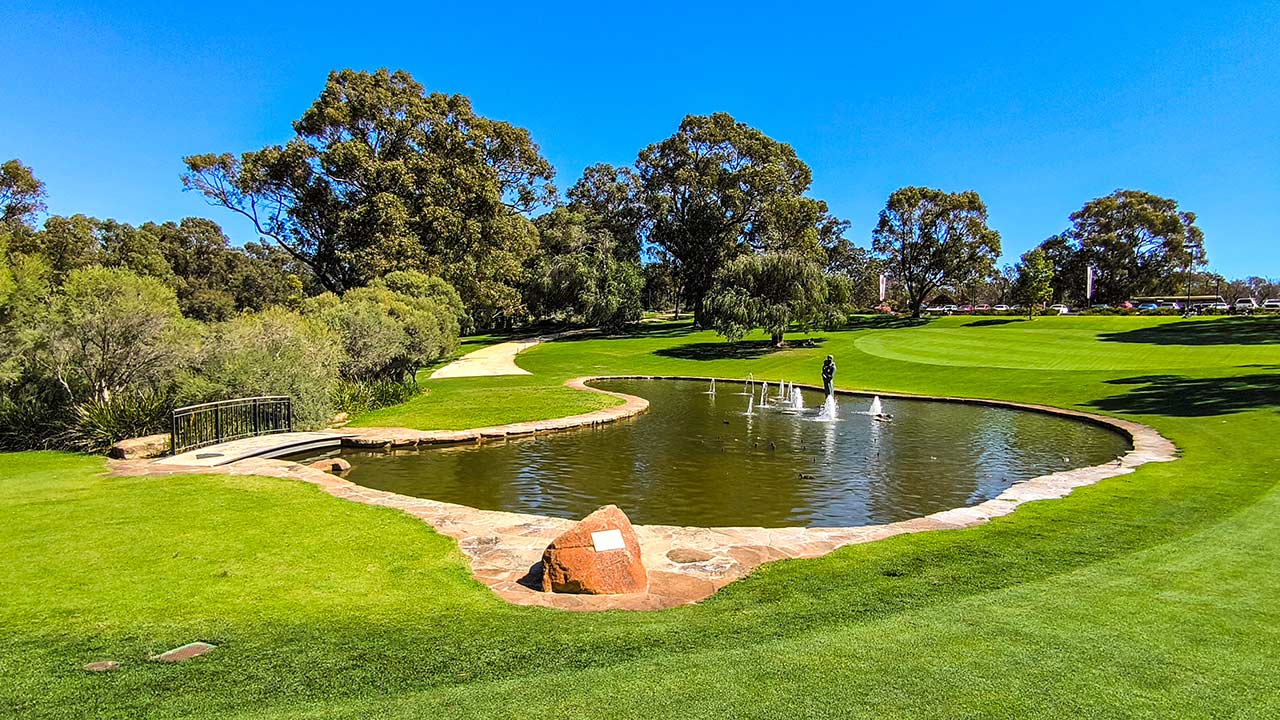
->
xmin=170 ymin=396 xmax=293 ymax=455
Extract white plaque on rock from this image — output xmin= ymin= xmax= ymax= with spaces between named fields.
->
xmin=591 ymin=529 xmax=626 ymax=552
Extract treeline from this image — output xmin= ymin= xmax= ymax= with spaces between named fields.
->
xmin=0 ymin=67 xmax=1242 ymax=449
xmin=1 ymin=159 xmax=463 ymax=450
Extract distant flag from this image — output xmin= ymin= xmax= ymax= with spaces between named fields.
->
xmin=1086 ymin=265 xmax=1094 ymax=301
xmin=878 ymin=274 xmax=887 ymax=302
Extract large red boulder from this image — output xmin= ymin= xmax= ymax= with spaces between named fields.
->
xmin=540 ymin=505 xmax=647 ymax=594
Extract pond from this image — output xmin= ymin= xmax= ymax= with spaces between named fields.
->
xmin=289 ymin=379 xmax=1131 ymax=528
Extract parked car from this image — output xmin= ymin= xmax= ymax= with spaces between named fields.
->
xmin=974 ymin=304 xmax=991 ymax=311
xmin=1157 ymin=302 xmax=1181 ymax=311
xmin=925 ymin=305 xmax=946 ymax=313
xmin=1137 ymin=303 xmax=1159 ymax=311
xmin=1090 ymin=304 xmax=1111 ymax=310
xmin=941 ymin=304 xmax=958 ymax=313
xmin=1048 ymin=304 xmax=1070 ymax=314
xmin=1235 ymin=298 xmax=1259 ymax=313
xmin=992 ymin=304 xmax=1010 ymax=311
xmin=1209 ymin=302 xmax=1231 ymax=311
xmin=1262 ymin=299 xmax=1280 ymax=310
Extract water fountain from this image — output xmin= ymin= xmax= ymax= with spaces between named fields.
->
xmin=868 ymin=396 xmax=883 ymax=416
xmin=744 ymin=394 xmax=755 ymax=416
xmin=760 ymin=381 xmax=769 ymax=407
xmin=816 ymin=394 xmax=838 ymax=421
xmin=791 ymin=386 xmax=804 ymax=411
xmin=705 ymin=378 xmax=716 ymax=395
xmin=737 ymin=373 xmax=754 ymax=395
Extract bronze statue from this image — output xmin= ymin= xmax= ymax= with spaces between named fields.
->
xmin=822 ymin=355 xmax=836 ymax=398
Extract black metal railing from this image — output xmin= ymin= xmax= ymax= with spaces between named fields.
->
xmin=170 ymin=396 xmax=293 ymax=455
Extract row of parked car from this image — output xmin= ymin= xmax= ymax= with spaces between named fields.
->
xmin=925 ymin=299 xmax=1280 ymax=315
xmin=1123 ymin=299 xmax=1280 ymax=313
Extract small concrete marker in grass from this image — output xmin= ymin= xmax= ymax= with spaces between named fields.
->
xmin=82 ymin=660 xmax=119 ymax=672
xmin=149 ymin=642 xmax=217 ymax=663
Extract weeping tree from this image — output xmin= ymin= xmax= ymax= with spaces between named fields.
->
xmin=182 ymin=68 xmax=555 ymax=328
xmin=703 ymin=252 xmax=850 ymax=346
xmin=525 ymin=208 xmax=643 ymax=329
xmin=872 ymin=187 xmax=1001 ymax=318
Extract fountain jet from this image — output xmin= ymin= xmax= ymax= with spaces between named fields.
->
xmin=868 ymin=396 xmax=883 ymax=416
xmin=817 ymin=394 xmax=838 ymax=422
xmin=705 ymin=378 xmax=717 ymax=395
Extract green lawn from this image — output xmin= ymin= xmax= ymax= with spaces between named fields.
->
xmin=3 ymin=315 xmax=1279 ymax=718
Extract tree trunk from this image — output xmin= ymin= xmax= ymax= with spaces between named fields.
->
xmin=771 ymin=330 xmax=785 ymax=347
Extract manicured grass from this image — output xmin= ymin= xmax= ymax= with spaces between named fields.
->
xmin=3 ymin=315 xmax=1278 ymax=718
xmin=351 ymin=374 xmax=618 ymax=430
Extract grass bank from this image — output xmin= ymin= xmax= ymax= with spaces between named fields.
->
xmin=3 ymin=315 xmax=1278 ymax=718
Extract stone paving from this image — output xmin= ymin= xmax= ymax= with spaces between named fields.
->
xmin=113 ymin=376 xmax=1178 ymax=612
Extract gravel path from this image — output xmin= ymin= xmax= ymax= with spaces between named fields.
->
xmin=429 ymin=336 xmax=546 ymax=379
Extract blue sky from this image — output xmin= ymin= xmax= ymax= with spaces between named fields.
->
xmin=2 ymin=1 xmax=1278 ymax=278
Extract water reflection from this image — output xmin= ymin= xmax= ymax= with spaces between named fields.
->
xmin=294 ymin=379 xmax=1130 ymax=528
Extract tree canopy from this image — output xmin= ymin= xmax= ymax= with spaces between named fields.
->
xmin=525 ymin=208 xmax=642 ymax=329
xmin=635 ymin=113 xmax=846 ymax=324
xmin=0 ymin=159 xmax=45 ymax=227
xmin=872 ymin=187 xmax=1001 ymax=317
xmin=182 ymin=68 xmax=555 ymax=328
xmin=1040 ymin=189 xmax=1206 ymax=304
xmin=6 ymin=214 xmax=305 ymax=319
xmin=1013 ymin=248 xmax=1054 ymax=318
xmin=703 ymin=251 xmax=850 ymax=346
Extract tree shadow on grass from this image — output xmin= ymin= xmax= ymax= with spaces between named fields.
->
xmin=1087 ymin=368 xmax=1280 ymax=417
xmin=849 ymin=315 xmax=934 ymax=330
xmin=1098 ymin=316 xmax=1280 ymax=346
xmin=549 ymin=322 xmax=698 ymax=342
xmin=964 ymin=318 xmax=1027 ymax=327
xmin=655 ymin=338 xmax=828 ymax=361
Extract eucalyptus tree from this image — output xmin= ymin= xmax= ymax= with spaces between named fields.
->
xmin=182 ymin=68 xmax=556 ymax=327
xmin=826 ymin=237 xmax=887 ymax=308
xmin=871 ymin=187 xmax=1001 ymax=318
xmin=1042 ymin=190 xmax=1206 ymax=304
xmin=567 ymin=164 xmax=645 ymax=262
xmin=635 ymin=113 xmax=845 ymax=324
xmin=0 ymin=159 xmax=45 ymax=228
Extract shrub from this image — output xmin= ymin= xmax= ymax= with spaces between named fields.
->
xmin=60 ymin=388 xmax=171 ymax=452
xmin=0 ymin=391 xmax=66 ymax=451
xmin=30 ymin=266 xmax=193 ymax=404
xmin=305 ymin=273 xmax=461 ymax=382
xmin=333 ymin=378 xmax=421 ymax=416
xmin=181 ymin=308 xmax=342 ymax=430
